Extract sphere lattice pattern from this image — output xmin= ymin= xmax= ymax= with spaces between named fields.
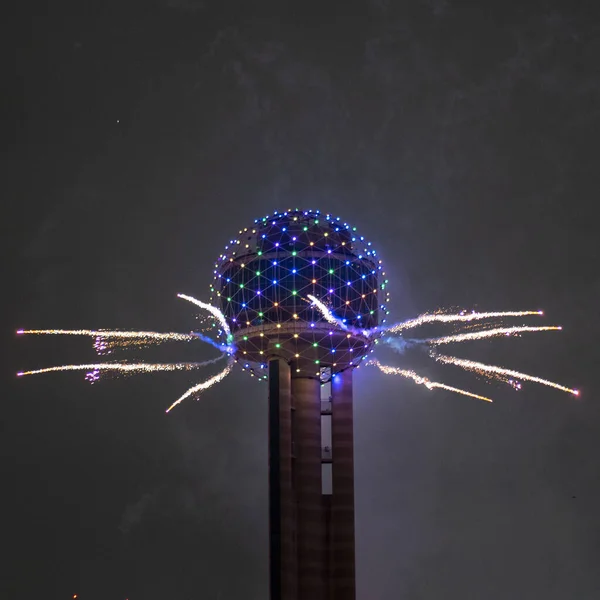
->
xmin=210 ymin=209 xmax=390 ymax=379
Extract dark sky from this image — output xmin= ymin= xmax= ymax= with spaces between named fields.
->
xmin=3 ymin=1 xmax=600 ymax=598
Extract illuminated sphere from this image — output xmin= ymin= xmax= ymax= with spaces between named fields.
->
xmin=210 ymin=209 xmax=390 ymax=379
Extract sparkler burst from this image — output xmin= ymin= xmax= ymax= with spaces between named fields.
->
xmin=433 ymin=354 xmax=579 ymax=396
xmin=420 ymin=325 xmax=562 ymax=346
xmin=384 ymin=310 xmax=543 ymax=333
xmin=17 ymin=329 xmax=196 ymax=342
xmin=365 ymin=358 xmax=493 ymax=402
xmin=16 ymin=209 xmax=578 ymax=411
xmin=17 ymin=357 xmax=226 ymax=378
xmin=165 ymin=358 xmax=235 ymax=413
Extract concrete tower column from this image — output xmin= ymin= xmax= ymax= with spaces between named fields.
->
xmin=268 ymin=358 xmax=297 ymax=600
xmin=291 ymin=372 xmax=325 ymax=600
xmin=331 ymin=368 xmax=356 ymax=600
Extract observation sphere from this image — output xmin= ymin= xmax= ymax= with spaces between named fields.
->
xmin=210 ymin=209 xmax=390 ymax=379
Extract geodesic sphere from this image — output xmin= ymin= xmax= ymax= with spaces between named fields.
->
xmin=210 ymin=209 xmax=390 ymax=377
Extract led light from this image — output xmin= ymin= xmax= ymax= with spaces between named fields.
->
xmin=294 ymin=333 xmax=299 ymax=338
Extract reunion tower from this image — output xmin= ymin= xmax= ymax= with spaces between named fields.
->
xmin=211 ymin=209 xmax=389 ymax=600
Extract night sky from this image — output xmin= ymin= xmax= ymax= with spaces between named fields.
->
xmin=4 ymin=2 xmax=600 ymax=598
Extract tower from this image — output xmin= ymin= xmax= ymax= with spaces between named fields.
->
xmin=211 ymin=210 xmax=389 ymax=600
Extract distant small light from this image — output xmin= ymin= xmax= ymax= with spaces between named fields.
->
xmin=310 ymin=323 xmax=315 ymax=327
xmin=292 ymin=269 xmax=297 ymax=273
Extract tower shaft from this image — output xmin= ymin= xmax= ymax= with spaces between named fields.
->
xmin=268 ymin=358 xmax=356 ymax=600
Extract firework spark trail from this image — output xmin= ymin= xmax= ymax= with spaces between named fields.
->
xmin=382 ymin=310 xmax=544 ymax=333
xmin=166 ymin=358 xmax=235 ymax=413
xmin=434 ymin=354 xmax=579 ymax=396
xmin=306 ymin=295 xmax=349 ymax=330
xmin=421 ymin=326 xmax=562 ymax=346
xmin=17 ymin=329 xmax=197 ymax=342
xmin=177 ymin=294 xmax=233 ymax=343
xmin=365 ymin=358 xmax=493 ymax=402
xmin=17 ymin=355 xmax=226 ymax=377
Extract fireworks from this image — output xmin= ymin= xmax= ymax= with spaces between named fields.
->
xmin=16 ymin=210 xmax=578 ymax=411
xmin=384 ymin=310 xmax=543 ymax=333
xmin=17 ymin=329 xmax=196 ymax=342
xmin=17 ymin=357 xmax=225 ymax=377
xmin=166 ymin=358 xmax=235 ymax=413
xmin=17 ymin=296 xmax=233 ymax=410
xmin=366 ymin=358 xmax=493 ymax=402
xmin=177 ymin=294 xmax=233 ymax=344
xmin=422 ymin=326 xmax=562 ymax=346
xmin=433 ymin=354 xmax=579 ymax=396
xmin=306 ymin=294 xmax=348 ymax=330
